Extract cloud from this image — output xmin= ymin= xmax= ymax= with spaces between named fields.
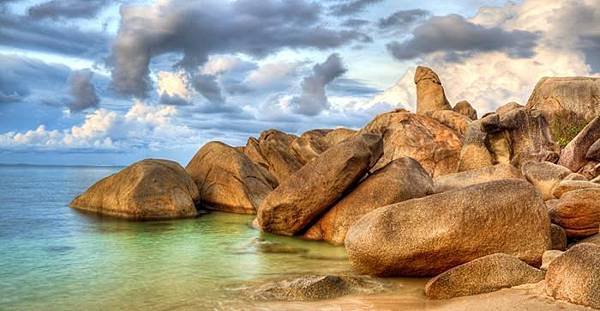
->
xmin=109 ymin=0 xmax=368 ymax=97
xmin=0 ymin=101 xmax=196 ymax=151
xmin=191 ymin=74 xmax=225 ymax=105
xmin=245 ymin=61 xmax=303 ymax=91
xmin=374 ymin=0 xmax=600 ymax=114
xmin=0 ymin=54 xmax=69 ymax=105
xmin=386 ymin=14 xmax=539 ymax=61
xmin=0 ymin=12 xmax=108 ymax=58
xmin=68 ymin=69 xmax=99 ymax=112
xmin=292 ymin=53 xmax=347 ymax=115
xmin=329 ymin=0 xmax=384 ymax=16
xmin=28 ymin=0 xmax=110 ymax=20
xmin=327 ymin=78 xmax=381 ymax=98
xmin=378 ymin=9 xmax=430 ymax=30
xmin=342 ymin=18 xmax=370 ymax=28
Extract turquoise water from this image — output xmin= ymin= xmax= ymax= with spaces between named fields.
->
xmin=0 ymin=165 xmax=351 ymax=310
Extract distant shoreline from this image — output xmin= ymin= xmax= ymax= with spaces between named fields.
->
xmin=0 ymin=163 xmax=125 ymax=169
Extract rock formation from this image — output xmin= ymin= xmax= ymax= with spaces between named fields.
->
xmin=559 ymin=116 xmax=600 ymax=172
xmin=345 ymin=180 xmax=550 ymax=277
xmin=186 ymin=142 xmax=275 ymax=214
xmin=415 ymin=66 xmax=452 ymax=114
xmin=545 ymin=243 xmax=600 ymax=309
xmin=425 ymin=253 xmax=544 ymax=299
xmin=303 ymin=157 xmax=433 ymax=245
xmin=255 ymin=133 xmax=382 ymax=236
xmin=244 ymin=129 xmax=303 ymax=184
xmin=70 ymin=159 xmax=199 ymax=219
xmin=549 ymin=188 xmax=600 ymax=238
xmin=361 ymin=109 xmax=462 ymax=177
xmin=522 ymin=161 xmax=572 ymax=200
xmin=433 ymin=163 xmax=522 ymax=193
xmin=453 ymin=100 xmax=478 ymax=120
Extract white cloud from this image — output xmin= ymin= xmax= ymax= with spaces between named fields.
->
xmin=157 ymin=71 xmax=192 ymax=100
xmin=0 ymin=101 xmax=196 ymax=151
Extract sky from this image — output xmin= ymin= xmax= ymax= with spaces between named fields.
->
xmin=0 ymin=0 xmax=598 ymax=166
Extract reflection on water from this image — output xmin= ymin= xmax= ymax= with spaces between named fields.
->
xmin=0 ymin=165 xmax=353 ymax=310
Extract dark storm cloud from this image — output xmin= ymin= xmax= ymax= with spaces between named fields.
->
xmin=342 ymin=18 xmax=370 ymax=28
xmin=28 ymin=0 xmax=110 ymax=20
xmin=191 ymin=74 xmax=225 ymax=105
xmin=329 ymin=0 xmax=384 ymax=16
xmin=327 ymin=78 xmax=381 ymax=98
xmin=555 ymin=3 xmax=600 ymax=73
xmin=378 ymin=9 xmax=430 ymax=29
xmin=292 ymin=53 xmax=347 ymax=116
xmin=159 ymin=94 xmax=191 ymax=106
xmin=386 ymin=14 xmax=539 ymax=61
xmin=68 ymin=69 xmax=99 ymax=112
xmin=109 ymin=0 xmax=369 ymax=97
xmin=0 ymin=54 xmax=69 ymax=105
xmin=0 ymin=13 xmax=108 ymax=58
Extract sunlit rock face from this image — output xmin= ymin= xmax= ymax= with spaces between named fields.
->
xmin=70 ymin=159 xmax=200 ymax=220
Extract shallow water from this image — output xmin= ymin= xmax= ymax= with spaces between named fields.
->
xmin=0 ymin=165 xmax=357 ymax=310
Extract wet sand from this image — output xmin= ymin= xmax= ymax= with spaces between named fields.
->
xmin=252 ymin=281 xmax=589 ymax=311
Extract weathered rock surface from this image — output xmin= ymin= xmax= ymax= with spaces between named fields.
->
xmin=522 ymin=161 xmax=572 ymax=200
xmin=563 ymin=173 xmax=588 ymax=181
xmin=550 ymin=224 xmax=567 ymax=251
xmin=551 ymin=180 xmax=600 ymax=198
xmin=424 ymin=110 xmax=471 ymax=137
xmin=186 ymin=142 xmax=274 ymax=214
xmin=290 ymin=129 xmax=331 ymax=164
xmin=458 ymin=121 xmax=495 ymax=171
xmin=586 ymin=139 xmax=600 ymax=161
xmin=256 ymin=133 xmax=383 ymax=236
xmin=526 ymin=77 xmax=600 ymax=126
xmin=576 ymin=233 xmax=600 ymax=247
xmin=541 ymin=250 xmax=564 ymax=270
xmin=559 ymin=116 xmax=600 ymax=172
xmin=248 ymin=275 xmax=386 ymax=301
xmin=433 ymin=164 xmax=521 ymax=193
xmin=244 ymin=129 xmax=303 ymax=184
xmin=345 ymin=180 xmax=550 ymax=277
xmin=425 ymin=253 xmax=545 ymax=299
xmin=323 ymin=128 xmax=357 ymax=146
xmin=71 ymin=159 xmax=199 ymax=219
xmin=578 ymin=161 xmax=600 ymax=180
xmin=362 ymin=109 xmax=462 ymax=177
xmin=549 ymin=188 xmax=600 ymax=238
xmin=545 ymin=243 xmax=600 ymax=309
xmin=415 ymin=66 xmax=452 ymax=114
xmin=453 ymin=100 xmax=477 ymax=120
xmin=303 ymin=157 xmax=433 ymax=245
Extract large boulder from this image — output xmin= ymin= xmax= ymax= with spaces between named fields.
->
xmin=186 ymin=142 xmax=274 ymax=214
xmin=453 ymin=100 xmax=478 ymax=120
xmin=345 ymin=179 xmax=551 ymax=277
xmin=559 ymin=116 xmax=600 ymax=172
xmin=550 ymin=224 xmax=567 ymax=251
xmin=244 ymin=129 xmax=303 ymax=183
xmin=551 ymin=180 xmax=600 ymax=198
xmin=323 ymin=128 xmax=356 ymax=146
xmin=290 ymin=129 xmax=331 ymax=164
xmin=522 ymin=161 xmax=572 ymax=200
xmin=70 ymin=159 xmax=199 ymax=220
xmin=545 ymin=243 xmax=600 ymax=309
xmin=549 ymin=188 xmax=600 ymax=238
xmin=433 ymin=164 xmax=521 ymax=193
xmin=415 ymin=66 xmax=452 ymax=114
xmin=526 ymin=77 xmax=600 ymax=126
xmin=576 ymin=233 xmax=600 ymax=247
xmin=255 ymin=133 xmax=383 ymax=236
xmin=361 ymin=109 xmax=462 ymax=177
xmin=303 ymin=157 xmax=433 ymax=245
xmin=424 ymin=253 xmax=544 ymax=299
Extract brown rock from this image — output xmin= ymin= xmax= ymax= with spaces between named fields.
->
xmin=563 ymin=173 xmax=588 ymax=181
xmin=303 ymin=157 xmax=433 ymax=245
xmin=550 ymin=224 xmax=567 ymax=251
xmin=255 ymin=129 xmax=303 ymax=183
xmin=415 ymin=66 xmax=452 ymax=114
xmin=425 ymin=110 xmax=471 ymax=136
xmin=577 ymin=161 xmax=600 ymax=180
xmin=551 ymin=180 xmax=600 ymax=198
xmin=496 ymin=102 xmax=524 ymax=115
xmin=453 ymin=100 xmax=477 ymax=120
xmin=290 ymin=129 xmax=331 ymax=164
xmin=433 ymin=163 xmax=522 ymax=193
xmin=541 ymin=250 xmax=564 ymax=270
xmin=585 ymin=139 xmax=600 ymax=161
xmin=522 ymin=161 xmax=572 ymax=200
xmin=458 ymin=121 xmax=494 ymax=172
xmin=545 ymin=243 xmax=600 ymax=309
xmin=70 ymin=159 xmax=199 ymax=220
xmin=345 ymin=180 xmax=550 ymax=277
xmin=256 ymin=133 xmax=383 ymax=236
xmin=361 ymin=109 xmax=462 ymax=177
xmin=549 ymin=188 xmax=600 ymax=238
xmin=526 ymin=77 xmax=600 ymax=125
xmin=186 ymin=142 xmax=274 ymax=214
xmin=576 ymin=233 xmax=600 ymax=247
xmin=323 ymin=128 xmax=357 ymax=146
xmin=425 ymin=253 xmax=545 ymax=299
xmin=559 ymin=116 xmax=600 ymax=172
xmin=488 ymin=131 xmax=512 ymax=165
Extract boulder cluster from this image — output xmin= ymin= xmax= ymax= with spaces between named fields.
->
xmin=71 ymin=67 xmax=600 ymax=309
